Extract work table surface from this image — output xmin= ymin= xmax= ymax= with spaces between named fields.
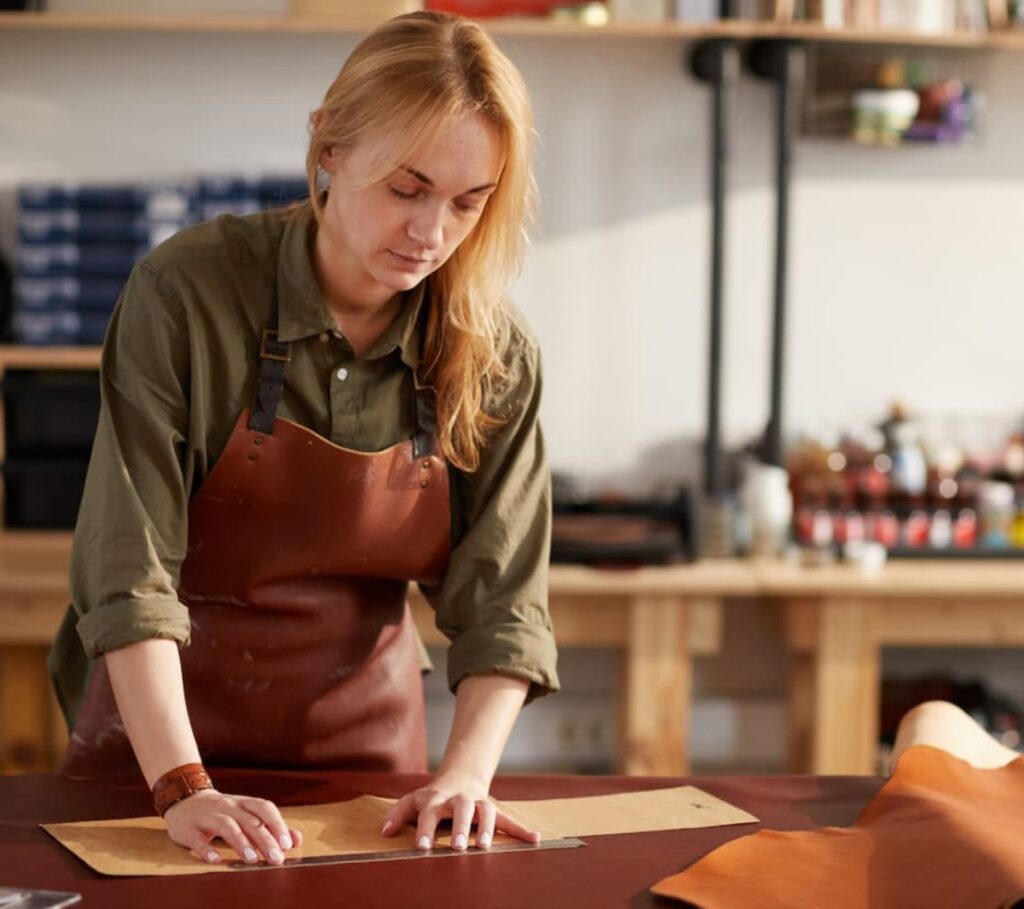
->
xmin=5 ymin=533 xmax=1024 ymax=600
xmin=1 ymin=768 xmax=883 ymax=908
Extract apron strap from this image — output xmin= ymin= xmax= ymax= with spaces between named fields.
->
xmin=410 ymin=285 xmax=438 ymax=460
xmin=248 ymin=289 xmax=291 ymax=435
xmin=249 ymin=279 xmax=436 ymax=454
xmin=411 ymin=377 xmax=438 ymax=460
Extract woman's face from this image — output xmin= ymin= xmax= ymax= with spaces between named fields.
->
xmin=318 ymin=112 xmax=503 ymax=303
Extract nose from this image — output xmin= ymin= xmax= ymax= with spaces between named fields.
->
xmin=406 ymin=202 xmax=445 ymax=251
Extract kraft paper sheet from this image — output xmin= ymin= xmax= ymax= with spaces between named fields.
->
xmin=43 ymin=785 xmax=757 ymax=877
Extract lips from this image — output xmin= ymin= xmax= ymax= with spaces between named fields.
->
xmin=388 ymin=250 xmax=430 ymax=266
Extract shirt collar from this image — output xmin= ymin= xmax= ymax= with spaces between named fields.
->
xmin=275 ymin=203 xmax=426 ymax=369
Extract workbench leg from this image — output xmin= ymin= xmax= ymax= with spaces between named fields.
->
xmin=787 ymin=650 xmax=815 ymax=773
xmin=0 ymin=645 xmax=53 ymax=773
xmin=620 ymin=596 xmax=690 ymax=776
xmin=812 ymin=599 xmax=880 ymax=776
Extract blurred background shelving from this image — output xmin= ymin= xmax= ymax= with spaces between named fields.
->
xmin=1 ymin=0 xmax=1023 ymax=778
xmin=0 ymin=10 xmax=1022 ymax=48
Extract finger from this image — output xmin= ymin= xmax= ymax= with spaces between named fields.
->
xmin=184 ymin=831 xmax=222 ymax=865
xmin=235 ymin=811 xmax=285 ymax=865
xmin=450 ymin=796 xmax=475 ymax=851
xmin=241 ymin=798 xmax=293 ymax=853
xmin=381 ymin=794 xmax=417 ymax=837
xmin=495 ymin=810 xmax=541 ymax=844
xmin=414 ymin=799 xmax=446 ymax=851
xmin=475 ymin=801 xmax=497 ymax=849
xmin=210 ymin=815 xmax=260 ymax=864
xmin=289 ymin=826 xmax=304 ymax=848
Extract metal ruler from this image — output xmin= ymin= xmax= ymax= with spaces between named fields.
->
xmin=228 ymin=837 xmax=585 ymax=870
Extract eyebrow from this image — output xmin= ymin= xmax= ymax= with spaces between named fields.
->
xmin=403 ymin=167 xmax=497 ymax=195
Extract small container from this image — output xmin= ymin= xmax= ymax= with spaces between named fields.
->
xmin=811 ymin=509 xmax=834 ymax=549
xmin=978 ymin=481 xmax=1015 ymax=547
xmin=929 ymin=509 xmax=953 ymax=549
xmin=867 ymin=510 xmax=899 ymax=548
xmin=607 ymin=0 xmax=667 ymax=21
xmin=833 ymin=509 xmax=865 ymax=547
xmin=13 ymin=310 xmax=111 ymax=345
xmin=844 ymin=539 xmax=887 ymax=574
xmin=902 ymin=509 xmax=930 ymax=548
xmin=953 ymin=508 xmax=978 ymax=548
xmin=1012 ymin=495 xmax=1024 ymax=549
xmin=739 ymin=461 xmax=793 ymax=558
xmin=852 ymin=89 xmax=920 ymax=146
xmin=16 ymin=277 xmax=124 ymax=313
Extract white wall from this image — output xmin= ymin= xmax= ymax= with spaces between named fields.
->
xmin=3 ymin=13 xmax=1023 ymax=770
xmin=5 ymin=26 xmax=1022 ymax=489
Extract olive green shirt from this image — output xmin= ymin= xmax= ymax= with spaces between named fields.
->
xmin=48 ymin=204 xmax=559 ymax=726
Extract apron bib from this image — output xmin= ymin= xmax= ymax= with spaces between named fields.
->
xmin=62 ymin=302 xmax=450 ymax=776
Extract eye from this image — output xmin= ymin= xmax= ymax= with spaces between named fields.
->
xmin=453 ymin=200 xmax=481 ymax=215
xmin=389 ymin=186 xmax=420 ymax=201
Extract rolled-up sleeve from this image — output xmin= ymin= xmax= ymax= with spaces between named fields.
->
xmin=421 ymin=319 xmax=560 ymax=704
xmin=71 ymin=262 xmax=193 ymax=658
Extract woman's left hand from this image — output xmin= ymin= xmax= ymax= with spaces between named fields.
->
xmin=379 ymin=771 xmax=540 ymax=851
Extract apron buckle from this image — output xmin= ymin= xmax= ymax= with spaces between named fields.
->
xmin=260 ymin=329 xmax=291 ymax=362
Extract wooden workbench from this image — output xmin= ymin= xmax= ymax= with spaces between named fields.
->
xmin=0 ymin=533 xmax=756 ymax=777
xmin=754 ymin=559 xmax=1024 ymax=776
xmin=3 ymin=535 xmax=1023 ymax=779
xmin=0 ymin=766 xmax=882 ymax=909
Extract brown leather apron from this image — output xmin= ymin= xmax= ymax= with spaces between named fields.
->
xmin=61 ymin=303 xmax=450 ymax=777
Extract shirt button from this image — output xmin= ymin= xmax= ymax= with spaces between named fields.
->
xmin=336 ymin=367 xmax=349 ymax=381
xmin=318 ymin=332 xmax=329 ymax=343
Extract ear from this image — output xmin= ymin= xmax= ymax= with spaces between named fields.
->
xmin=318 ymin=144 xmax=337 ymax=175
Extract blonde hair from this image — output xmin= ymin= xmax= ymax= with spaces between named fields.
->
xmin=304 ymin=11 xmax=537 ymax=472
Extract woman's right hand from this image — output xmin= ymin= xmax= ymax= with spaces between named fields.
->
xmin=164 ymin=789 xmax=303 ymax=865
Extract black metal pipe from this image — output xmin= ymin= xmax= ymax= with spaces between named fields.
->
xmin=707 ymin=55 xmax=727 ymax=497
xmin=689 ymin=40 xmax=738 ymax=499
xmin=748 ymin=40 xmax=803 ymax=467
xmin=767 ymin=44 xmax=794 ymax=466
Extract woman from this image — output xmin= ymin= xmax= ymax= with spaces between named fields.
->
xmin=46 ymin=10 xmax=559 ymax=867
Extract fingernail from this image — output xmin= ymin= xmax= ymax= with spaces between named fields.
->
xmin=453 ymin=833 xmax=467 ymax=850
xmin=269 ymin=848 xmax=284 ymax=864
xmin=417 ymin=835 xmax=431 ymax=851
xmin=380 ymin=821 xmax=392 ymax=835
xmin=279 ymin=833 xmax=293 ymax=850
xmin=206 ymin=851 xmax=221 ymax=863
xmin=243 ymin=848 xmax=258 ymax=863
xmin=479 ymin=832 xmax=492 ymax=849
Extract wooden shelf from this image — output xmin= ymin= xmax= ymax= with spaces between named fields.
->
xmin=0 ymin=532 xmax=755 ymax=598
xmin=0 ymin=346 xmax=102 ymax=372
xmin=6 ymin=536 xmax=1024 ymax=599
xmin=785 ymin=21 xmax=1024 ymax=49
xmin=0 ymin=12 xmax=753 ymax=39
xmin=753 ymin=558 xmax=1024 ymax=599
xmin=0 ymin=12 xmax=1022 ymax=50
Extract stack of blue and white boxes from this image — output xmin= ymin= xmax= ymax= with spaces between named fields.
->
xmin=14 ymin=175 xmax=308 ymax=346
xmin=15 ymin=182 xmax=193 ymax=346
xmin=199 ymin=175 xmax=310 ymax=221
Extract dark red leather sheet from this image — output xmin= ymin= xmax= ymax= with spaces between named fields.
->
xmin=0 ymin=769 xmax=881 ymax=909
